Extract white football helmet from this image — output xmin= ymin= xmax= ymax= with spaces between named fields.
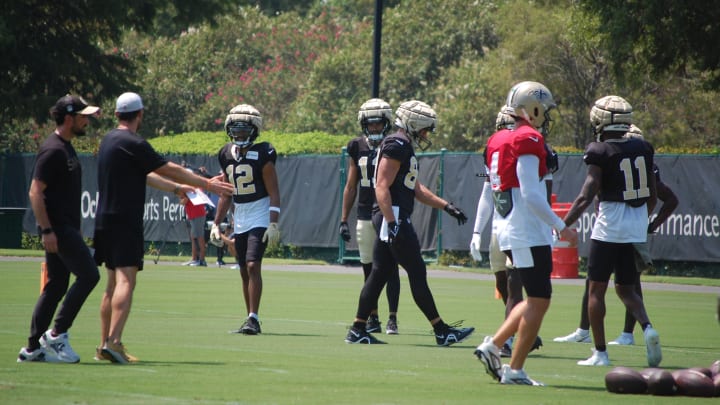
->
xmin=625 ymin=124 xmax=643 ymax=139
xmin=224 ymin=104 xmax=263 ymax=148
xmin=590 ymin=95 xmax=632 ymax=140
xmin=495 ymin=106 xmax=515 ymax=130
xmin=394 ymin=100 xmax=437 ymax=151
xmin=504 ymin=81 xmax=556 ymax=131
xmin=358 ymin=98 xmax=393 ymax=147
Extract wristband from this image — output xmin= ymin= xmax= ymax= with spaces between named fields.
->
xmin=41 ymin=227 xmax=53 ymax=235
xmin=173 ymin=184 xmax=181 ymax=195
xmin=269 ymin=206 xmax=281 ymax=213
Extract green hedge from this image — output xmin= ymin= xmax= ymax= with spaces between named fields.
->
xmin=148 ymin=130 xmax=354 ymax=156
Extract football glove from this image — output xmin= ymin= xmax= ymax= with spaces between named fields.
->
xmin=469 ymin=233 xmax=483 ymax=261
xmin=444 ymin=203 xmax=468 ymax=225
xmin=387 ymin=221 xmax=400 ymax=245
xmin=262 ymin=222 xmax=281 ymax=246
xmin=209 ymin=223 xmax=224 ymax=247
xmin=339 ymin=221 xmax=351 ymax=242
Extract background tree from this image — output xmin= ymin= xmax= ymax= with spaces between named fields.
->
xmin=579 ymin=0 xmax=720 ymax=89
xmin=0 ymin=0 xmax=234 ymax=134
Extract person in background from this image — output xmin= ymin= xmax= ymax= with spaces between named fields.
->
xmin=560 ymin=96 xmax=661 ymax=368
xmin=19 ymin=95 xmax=101 ymax=363
xmin=181 ymin=190 xmax=207 ymax=267
xmin=210 ymin=104 xmax=281 ymax=335
xmin=339 ymin=98 xmax=401 ymax=334
xmin=344 ymin=100 xmax=473 ymax=346
xmin=94 ymin=92 xmax=233 ymax=363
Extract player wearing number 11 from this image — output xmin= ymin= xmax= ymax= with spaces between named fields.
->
xmin=561 ymin=95 xmax=661 ymax=368
xmin=211 ymin=104 xmax=281 ymax=335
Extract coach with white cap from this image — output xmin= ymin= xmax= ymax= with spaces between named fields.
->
xmin=93 ymin=92 xmax=234 ymax=363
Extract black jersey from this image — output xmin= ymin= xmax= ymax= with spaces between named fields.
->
xmin=218 ymin=142 xmax=277 ymax=204
xmin=96 ymin=128 xmax=167 ymax=229
xmin=346 ymin=136 xmax=378 ymax=220
xmin=33 ymin=133 xmax=82 ymax=229
xmin=583 ymin=137 xmax=654 ymax=206
xmin=378 ymin=132 xmax=418 ymax=219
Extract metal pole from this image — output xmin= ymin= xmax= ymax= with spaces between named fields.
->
xmin=436 ymin=148 xmax=447 ymax=260
xmin=337 ymin=147 xmax=348 ymax=263
xmin=371 ymin=0 xmax=383 ymax=98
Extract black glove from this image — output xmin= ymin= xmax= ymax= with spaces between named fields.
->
xmin=387 ymin=221 xmax=400 ymax=245
xmin=444 ymin=203 xmax=468 ymax=225
xmin=339 ymin=221 xmax=351 ymax=242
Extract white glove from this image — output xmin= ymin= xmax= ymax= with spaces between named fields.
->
xmin=209 ymin=223 xmax=224 ymax=247
xmin=469 ymin=233 xmax=483 ymax=261
xmin=262 ymin=222 xmax=280 ymax=246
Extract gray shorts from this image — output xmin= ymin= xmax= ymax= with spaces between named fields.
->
xmin=188 ymin=216 xmax=205 ymax=239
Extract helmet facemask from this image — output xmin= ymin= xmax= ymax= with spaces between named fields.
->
xmin=227 ymin=121 xmax=258 ymax=148
xmin=362 ymin=116 xmax=390 ymax=147
xmin=411 ymin=125 xmax=434 ymax=151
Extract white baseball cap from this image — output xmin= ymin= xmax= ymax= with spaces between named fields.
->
xmin=115 ymin=92 xmax=144 ymax=113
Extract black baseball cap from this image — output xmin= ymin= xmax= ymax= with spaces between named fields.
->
xmin=51 ymin=95 xmax=100 ymax=119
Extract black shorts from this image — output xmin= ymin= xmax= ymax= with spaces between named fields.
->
xmin=93 ymin=226 xmax=145 ymax=271
xmin=233 ymin=227 xmax=267 ymax=264
xmin=587 ymin=239 xmax=636 ymax=285
xmin=505 ymin=245 xmax=553 ymax=299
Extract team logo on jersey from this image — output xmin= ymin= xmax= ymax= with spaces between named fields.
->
xmin=246 ymin=151 xmax=259 ymax=160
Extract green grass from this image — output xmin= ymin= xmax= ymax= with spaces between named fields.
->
xmin=1 ymin=259 xmax=719 ymax=404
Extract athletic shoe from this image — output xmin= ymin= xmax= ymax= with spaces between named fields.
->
xmin=182 ymin=260 xmax=198 ymax=266
xmin=216 ymin=259 xmax=226 ymax=266
xmin=608 ymin=332 xmax=635 ymax=345
xmin=435 ymin=324 xmax=475 ymax=346
xmin=475 ymin=336 xmax=503 ymax=381
xmin=644 ymin=327 xmax=662 ymax=367
xmin=102 ymin=341 xmax=131 ymax=364
xmin=530 ymin=336 xmax=543 ymax=352
xmin=230 ymin=264 xmax=240 ymax=270
xmin=233 ymin=317 xmax=262 ymax=335
xmin=577 ymin=349 xmax=610 ymax=366
xmin=553 ymin=328 xmax=591 ymax=343
xmin=500 ymin=364 xmax=545 ymax=386
xmin=345 ymin=327 xmax=386 ymax=344
xmin=366 ymin=315 xmax=381 ymax=333
xmin=499 ymin=343 xmax=512 ymax=358
xmin=40 ymin=330 xmax=80 ymax=363
xmin=190 ymin=259 xmax=207 ymax=267
xmin=95 ymin=346 xmax=139 ymax=362
xmin=385 ymin=318 xmax=398 ymax=335
xmin=17 ymin=347 xmax=58 ymax=363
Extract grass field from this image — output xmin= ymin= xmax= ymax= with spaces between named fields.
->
xmin=1 ymin=259 xmax=718 ymax=404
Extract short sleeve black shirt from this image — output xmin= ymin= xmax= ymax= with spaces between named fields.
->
xmin=33 ymin=133 xmax=82 ymax=229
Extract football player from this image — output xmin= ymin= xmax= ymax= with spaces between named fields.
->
xmin=474 ymin=81 xmax=577 ymax=386
xmin=561 ymin=96 xmax=662 ymax=368
xmin=554 ymin=125 xmax=678 ymax=347
xmin=470 ymin=108 xmax=547 ymax=358
xmin=344 ymin=100 xmax=474 ymax=346
xmin=339 ymin=98 xmax=401 ymax=335
xmin=210 ymin=104 xmax=281 ymax=335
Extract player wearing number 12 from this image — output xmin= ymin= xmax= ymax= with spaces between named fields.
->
xmin=561 ymin=95 xmax=661 ymax=368
xmin=211 ymin=104 xmax=281 ymax=335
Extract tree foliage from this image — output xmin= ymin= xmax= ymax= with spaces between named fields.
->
xmin=0 ymin=0 xmax=234 ymax=133
xmin=2 ymin=0 xmax=719 ymax=155
xmin=579 ymin=0 xmax=720 ymax=89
